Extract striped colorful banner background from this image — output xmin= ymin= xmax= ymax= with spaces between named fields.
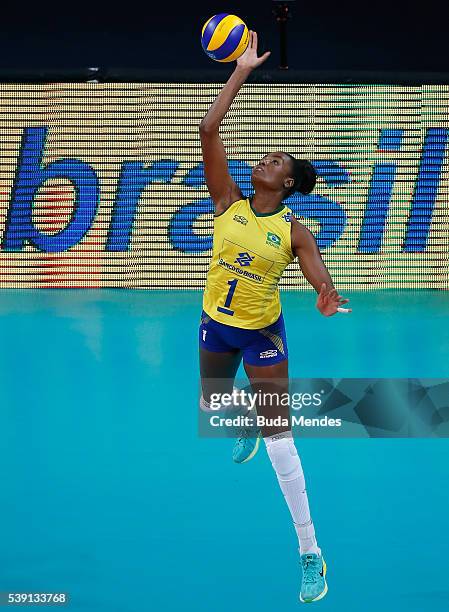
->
xmin=0 ymin=82 xmax=448 ymax=289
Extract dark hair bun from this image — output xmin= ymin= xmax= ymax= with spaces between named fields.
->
xmin=296 ymin=160 xmax=317 ymax=195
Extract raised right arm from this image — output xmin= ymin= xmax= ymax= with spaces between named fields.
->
xmin=199 ymin=31 xmax=270 ymax=216
xmin=199 ymin=65 xmax=251 ymax=215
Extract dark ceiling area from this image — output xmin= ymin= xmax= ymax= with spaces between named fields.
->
xmin=0 ymin=0 xmax=447 ymax=73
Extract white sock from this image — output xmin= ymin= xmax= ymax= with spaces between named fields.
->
xmin=295 ymin=519 xmax=320 ymax=557
xmin=264 ymin=431 xmax=321 ymax=556
xmin=200 ymin=387 xmax=253 ymax=416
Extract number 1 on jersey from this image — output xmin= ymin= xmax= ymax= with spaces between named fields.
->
xmin=217 ymin=279 xmax=238 ymax=316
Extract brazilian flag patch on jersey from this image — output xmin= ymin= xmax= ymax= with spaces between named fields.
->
xmin=266 ymin=232 xmax=281 ymax=248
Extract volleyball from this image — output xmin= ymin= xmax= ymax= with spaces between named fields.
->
xmin=201 ymin=14 xmax=249 ymax=62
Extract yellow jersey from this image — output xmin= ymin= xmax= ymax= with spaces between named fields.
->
xmin=203 ymin=196 xmax=295 ymax=329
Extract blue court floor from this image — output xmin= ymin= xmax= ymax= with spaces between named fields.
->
xmin=0 ymin=290 xmax=448 ymax=612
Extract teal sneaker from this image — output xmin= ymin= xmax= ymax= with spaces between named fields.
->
xmin=299 ymin=553 xmax=328 ymax=603
xmin=232 ymin=430 xmax=261 ymax=464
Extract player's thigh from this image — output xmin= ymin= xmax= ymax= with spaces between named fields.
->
xmin=200 ymin=347 xmax=242 ymax=401
xmin=244 ymin=359 xmax=290 ymax=437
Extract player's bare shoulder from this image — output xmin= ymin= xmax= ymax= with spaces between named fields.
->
xmin=290 ymin=213 xmax=316 ymax=256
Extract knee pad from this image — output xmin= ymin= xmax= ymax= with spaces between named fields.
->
xmin=265 ymin=437 xmax=303 ymax=483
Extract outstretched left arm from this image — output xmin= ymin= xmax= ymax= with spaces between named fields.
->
xmin=291 ymin=216 xmax=352 ymax=316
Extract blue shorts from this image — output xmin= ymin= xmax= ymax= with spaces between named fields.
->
xmin=199 ymin=310 xmax=288 ymax=366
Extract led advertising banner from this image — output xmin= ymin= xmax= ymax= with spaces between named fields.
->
xmin=0 ymin=83 xmax=447 ymax=289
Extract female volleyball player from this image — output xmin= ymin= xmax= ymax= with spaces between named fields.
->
xmin=198 ymin=31 xmax=351 ymax=604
